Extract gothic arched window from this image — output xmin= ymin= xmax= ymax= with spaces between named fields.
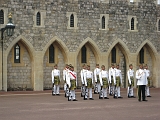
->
xmin=139 ymin=48 xmax=144 ymax=64
xmin=0 ymin=9 xmax=4 ymax=24
xmin=131 ymin=18 xmax=134 ymax=30
xmin=70 ymin=14 xmax=74 ymax=27
xmin=49 ymin=45 xmax=55 ymax=63
xmin=36 ymin=12 xmax=41 ymax=26
xmin=102 ymin=16 xmax=105 ymax=29
xmin=81 ymin=45 xmax=87 ymax=63
xmin=14 ymin=44 xmax=20 ymax=63
xmin=112 ymin=47 xmax=116 ymax=63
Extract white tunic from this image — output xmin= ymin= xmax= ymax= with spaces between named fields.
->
xmin=136 ymin=69 xmax=147 ymax=85
xmin=84 ymin=70 xmax=93 ymax=87
xmin=99 ymin=70 xmax=109 ymax=86
xmin=127 ymin=69 xmax=134 ymax=84
xmin=66 ymin=71 xmax=77 ymax=88
xmin=115 ymin=68 xmax=122 ymax=84
xmin=51 ymin=69 xmax=60 ymax=83
xmin=94 ymin=68 xmax=100 ymax=82
xmin=63 ymin=68 xmax=69 ymax=81
xmin=80 ymin=69 xmax=87 ymax=84
xmin=108 ymin=67 xmax=116 ymax=83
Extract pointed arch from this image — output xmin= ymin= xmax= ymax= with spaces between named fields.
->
xmin=6 ymin=35 xmax=35 ymax=60
xmin=107 ymin=38 xmax=130 ymax=63
xmin=42 ymin=36 xmax=69 ymax=63
xmin=76 ymin=37 xmax=101 ymax=63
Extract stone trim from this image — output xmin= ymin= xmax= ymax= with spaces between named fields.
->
xmin=99 ymin=14 xmax=109 ymax=31
xmin=33 ymin=10 xmax=46 ymax=28
xmin=156 ymin=17 xmax=160 ymax=32
xmin=66 ymin=12 xmax=78 ymax=30
xmin=128 ymin=15 xmax=138 ymax=32
xmin=0 ymin=7 xmax=8 ymax=28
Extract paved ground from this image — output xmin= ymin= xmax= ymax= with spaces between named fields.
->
xmin=0 ymin=88 xmax=160 ymax=120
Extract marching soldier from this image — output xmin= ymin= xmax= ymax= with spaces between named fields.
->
xmin=94 ymin=64 xmax=101 ymax=94
xmin=144 ymin=64 xmax=151 ymax=97
xmin=114 ymin=64 xmax=123 ymax=98
xmin=51 ymin=64 xmax=61 ymax=96
xmin=108 ymin=63 xmax=116 ymax=96
xmin=63 ymin=64 xmax=69 ymax=97
xmin=66 ymin=65 xmax=78 ymax=101
xmin=127 ymin=64 xmax=136 ymax=98
xmin=99 ymin=65 xmax=109 ymax=99
xmin=80 ymin=64 xmax=87 ymax=97
xmin=84 ymin=65 xmax=94 ymax=100
xmin=136 ymin=64 xmax=148 ymax=102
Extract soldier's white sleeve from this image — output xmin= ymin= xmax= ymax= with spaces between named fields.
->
xmin=94 ymin=69 xmax=97 ymax=82
xmin=84 ymin=72 xmax=87 ymax=86
xmin=113 ymin=69 xmax=116 ymax=84
xmin=99 ymin=71 xmax=103 ymax=86
xmin=80 ymin=70 xmax=84 ymax=84
xmin=108 ymin=69 xmax=111 ymax=83
xmin=63 ymin=69 xmax=66 ymax=81
xmin=76 ymin=72 xmax=77 ymax=86
xmin=120 ymin=70 xmax=122 ymax=84
xmin=52 ymin=70 xmax=54 ymax=83
xmin=66 ymin=73 xmax=71 ymax=88
xmin=92 ymin=72 xmax=94 ymax=84
xmin=127 ymin=70 xmax=131 ymax=84
xmin=58 ymin=70 xmax=61 ymax=81
xmin=107 ymin=72 xmax=109 ymax=84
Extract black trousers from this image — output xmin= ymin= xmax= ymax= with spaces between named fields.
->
xmin=138 ymin=85 xmax=146 ymax=101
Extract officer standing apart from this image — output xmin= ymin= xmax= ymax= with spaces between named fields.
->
xmin=144 ymin=64 xmax=152 ymax=97
xmin=99 ymin=65 xmax=109 ymax=99
xmin=114 ymin=64 xmax=123 ymax=98
xmin=66 ymin=65 xmax=78 ymax=101
xmin=136 ymin=64 xmax=148 ymax=102
xmin=109 ymin=63 xmax=116 ymax=95
xmin=94 ymin=64 xmax=101 ymax=94
xmin=127 ymin=64 xmax=136 ymax=98
xmin=84 ymin=65 xmax=94 ymax=100
xmin=52 ymin=64 xmax=61 ymax=96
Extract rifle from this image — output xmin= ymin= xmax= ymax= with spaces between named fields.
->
xmin=65 ymin=84 xmax=69 ymax=97
xmin=109 ymin=83 xmax=113 ymax=95
xmin=94 ymin=83 xmax=98 ymax=94
xmin=83 ymin=86 xmax=88 ymax=100
xmin=68 ymin=89 xmax=71 ymax=101
xmin=81 ymin=85 xmax=85 ymax=97
xmin=52 ymin=83 xmax=54 ymax=95
xmin=99 ymin=86 xmax=103 ymax=99
xmin=128 ymin=85 xmax=131 ymax=97
xmin=113 ymin=85 xmax=118 ymax=99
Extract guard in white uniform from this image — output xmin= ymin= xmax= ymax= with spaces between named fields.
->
xmin=114 ymin=64 xmax=123 ymax=98
xmin=51 ymin=64 xmax=61 ymax=95
xmin=94 ymin=64 xmax=101 ymax=94
xmin=99 ymin=65 xmax=109 ymax=99
xmin=66 ymin=65 xmax=78 ymax=101
xmin=108 ymin=64 xmax=116 ymax=96
xmin=80 ymin=64 xmax=87 ymax=97
xmin=84 ymin=65 xmax=94 ymax=100
xmin=144 ymin=64 xmax=151 ymax=97
xmin=127 ymin=64 xmax=136 ymax=98
xmin=136 ymin=64 xmax=148 ymax=102
xmin=63 ymin=64 xmax=69 ymax=92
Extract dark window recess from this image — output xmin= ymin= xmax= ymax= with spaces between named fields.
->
xmin=131 ymin=18 xmax=134 ymax=30
xmin=49 ymin=45 xmax=54 ymax=63
xmin=0 ymin=9 xmax=4 ymax=24
xmin=36 ymin=12 xmax=41 ymax=26
xmin=81 ymin=46 xmax=87 ymax=63
xmin=70 ymin=14 xmax=74 ymax=27
xmin=102 ymin=16 xmax=105 ymax=29
xmin=139 ymin=48 xmax=144 ymax=64
xmin=158 ymin=20 xmax=160 ymax=31
xmin=112 ymin=47 xmax=116 ymax=63
xmin=14 ymin=44 xmax=20 ymax=63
